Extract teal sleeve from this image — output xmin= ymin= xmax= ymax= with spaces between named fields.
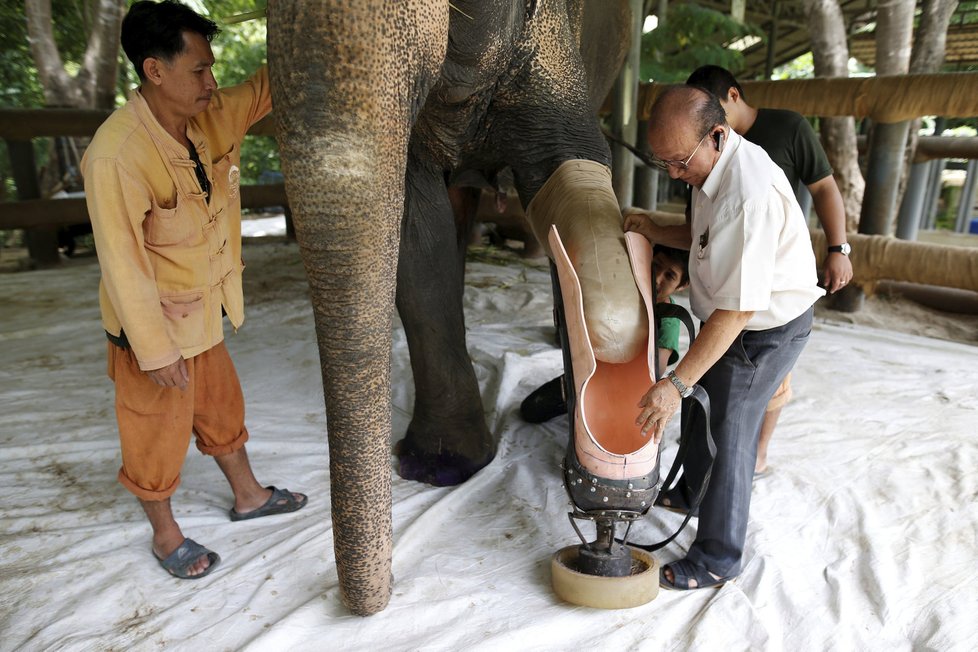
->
xmin=657 ymin=316 xmax=681 ymax=366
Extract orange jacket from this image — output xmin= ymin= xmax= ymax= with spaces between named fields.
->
xmin=82 ymin=67 xmax=272 ymax=371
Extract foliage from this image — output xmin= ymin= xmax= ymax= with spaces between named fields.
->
xmin=0 ymin=0 xmax=42 ymax=108
xmin=202 ymin=1 xmax=279 ymax=185
xmin=2 ymin=0 xmax=277 ymax=196
xmin=640 ymin=3 xmax=762 ymax=83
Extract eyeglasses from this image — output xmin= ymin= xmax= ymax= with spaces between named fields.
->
xmin=651 ymin=130 xmax=712 ymax=171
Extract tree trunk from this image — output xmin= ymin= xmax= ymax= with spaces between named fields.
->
xmin=899 ymin=0 xmax=959 ymax=213
xmin=804 ymin=0 xmax=863 ymax=231
xmin=23 ymin=0 xmax=125 ymax=189
xmin=24 ymin=0 xmax=125 ymax=109
xmin=859 ymin=0 xmax=915 ymax=236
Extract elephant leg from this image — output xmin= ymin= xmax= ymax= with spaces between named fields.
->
xmin=267 ymin=0 xmax=449 ymax=617
xmin=394 ymin=161 xmax=495 ymax=486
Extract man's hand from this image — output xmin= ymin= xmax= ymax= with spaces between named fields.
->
xmin=636 ymin=378 xmax=682 ymax=444
xmin=147 ymin=358 xmax=189 ymax=390
xmin=622 ymin=208 xmax=655 ymax=240
xmin=822 ymin=252 xmax=853 ymax=294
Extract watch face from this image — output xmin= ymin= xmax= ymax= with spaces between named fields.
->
xmin=841 ymin=243 xmax=851 ymax=255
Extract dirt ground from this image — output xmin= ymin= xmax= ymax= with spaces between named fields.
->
xmin=814 ymin=288 xmax=978 ymax=345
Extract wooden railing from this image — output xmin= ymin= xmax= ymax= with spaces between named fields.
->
xmin=1 ymin=109 xmax=288 ymax=266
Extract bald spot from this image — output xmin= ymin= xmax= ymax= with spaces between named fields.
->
xmin=647 ymin=85 xmax=712 ymax=159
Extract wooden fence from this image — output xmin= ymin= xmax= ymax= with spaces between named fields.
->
xmin=0 ymin=109 xmax=289 ymax=266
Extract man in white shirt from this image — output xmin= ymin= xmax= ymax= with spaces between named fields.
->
xmin=623 ymin=85 xmax=824 ymax=590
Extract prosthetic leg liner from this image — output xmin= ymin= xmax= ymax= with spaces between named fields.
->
xmin=549 ymin=225 xmax=660 ymax=482
xmin=526 ymin=159 xmax=646 ymax=364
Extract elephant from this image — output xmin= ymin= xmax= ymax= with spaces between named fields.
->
xmin=267 ymin=0 xmax=636 ymax=615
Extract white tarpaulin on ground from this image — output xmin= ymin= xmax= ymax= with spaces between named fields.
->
xmin=1 ymin=234 xmax=976 ymax=651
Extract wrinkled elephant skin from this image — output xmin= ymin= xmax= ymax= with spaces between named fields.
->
xmin=267 ymin=0 xmax=631 ymax=615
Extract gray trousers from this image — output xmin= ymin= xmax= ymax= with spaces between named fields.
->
xmin=682 ymin=307 xmax=814 ymax=577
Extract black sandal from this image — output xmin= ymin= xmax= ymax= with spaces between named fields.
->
xmin=660 ymin=558 xmax=732 ymax=590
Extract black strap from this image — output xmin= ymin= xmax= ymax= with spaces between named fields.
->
xmin=624 ymin=384 xmax=715 ymax=552
xmin=188 ymin=143 xmax=211 ymax=204
xmin=618 ymin=302 xmax=717 ymax=552
xmin=106 ymin=329 xmax=130 ymax=349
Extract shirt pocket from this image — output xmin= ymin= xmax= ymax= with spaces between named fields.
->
xmin=144 ymin=196 xmax=197 ymax=246
xmin=160 ymin=290 xmax=206 ymax=349
xmin=212 ymin=143 xmax=239 ymax=205
xmin=694 ymin=229 xmax=712 ymax=292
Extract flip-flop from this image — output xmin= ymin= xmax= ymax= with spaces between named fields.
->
xmin=155 ymin=538 xmax=220 ymax=580
xmin=660 ymin=558 xmax=732 ymax=591
xmin=229 ymin=485 xmax=308 ymax=522
xmin=754 ymin=467 xmax=772 ymax=480
xmin=654 ymin=484 xmax=698 ymax=517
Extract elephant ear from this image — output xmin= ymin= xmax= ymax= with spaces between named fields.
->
xmin=526 ymin=159 xmax=647 ymax=364
xmin=567 ymin=0 xmax=632 ymax=114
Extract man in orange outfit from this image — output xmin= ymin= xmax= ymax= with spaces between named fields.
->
xmin=83 ymin=0 xmax=306 ymax=580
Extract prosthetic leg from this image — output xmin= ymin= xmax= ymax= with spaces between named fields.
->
xmin=547 ymin=225 xmax=714 ymax=609
xmin=547 ymin=225 xmax=660 ymax=607
xmin=522 ymin=160 xmax=712 ymax=608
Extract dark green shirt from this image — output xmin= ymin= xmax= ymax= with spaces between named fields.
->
xmin=743 ymin=108 xmax=833 ymax=191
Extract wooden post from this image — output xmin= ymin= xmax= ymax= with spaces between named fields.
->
xmin=859 ymin=121 xmax=912 ymax=236
xmin=922 ymin=159 xmax=946 ymax=230
xmin=6 ymin=139 xmax=60 ymax=268
xmin=633 ymin=120 xmax=658 ymax=210
xmin=764 ymin=1 xmax=778 ymax=80
xmin=611 ymin=0 xmax=643 ymax=207
xmin=955 ymin=158 xmax=978 ymax=233
xmin=895 ymin=160 xmax=930 ymax=240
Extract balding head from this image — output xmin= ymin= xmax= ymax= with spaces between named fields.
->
xmin=646 ymin=85 xmax=728 ymax=187
xmin=649 ymin=85 xmax=726 ymax=144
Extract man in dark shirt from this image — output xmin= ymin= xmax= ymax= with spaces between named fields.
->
xmin=686 ymin=65 xmax=852 ymax=477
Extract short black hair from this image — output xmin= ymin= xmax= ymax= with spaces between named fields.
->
xmin=653 ymin=244 xmax=690 ymax=287
xmin=121 ymin=1 xmax=219 ymax=80
xmin=686 ymin=65 xmax=745 ymax=103
xmin=690 ymin=87 xmax=726 ymax=140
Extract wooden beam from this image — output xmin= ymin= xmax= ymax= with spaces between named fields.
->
xmin=0 ymin=184 xmax=289 ymax=230
xmin=634 ymin=73 xmax=978 ymax=122
xmin=0 ymin=109 xmax=278 ymax=140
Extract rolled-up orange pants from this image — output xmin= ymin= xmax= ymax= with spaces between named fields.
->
xmin=108 ymin=341 xmax=249 ymax=501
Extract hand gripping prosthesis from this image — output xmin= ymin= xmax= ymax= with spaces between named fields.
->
xmin=548 ymin=225 xmax=715 ymax=607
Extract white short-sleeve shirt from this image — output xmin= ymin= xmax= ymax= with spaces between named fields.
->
xmin=689 ymin=130 xmax=825 ymax=330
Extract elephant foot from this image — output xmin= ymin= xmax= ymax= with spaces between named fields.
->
xmin=394 ymin=436 xmax=494 ymax=487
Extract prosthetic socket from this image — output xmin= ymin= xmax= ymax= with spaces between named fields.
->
xmin=526 ymin=160 xmax=662 ymax=515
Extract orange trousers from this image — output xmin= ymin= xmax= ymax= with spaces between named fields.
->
xmin=108 ymin=341 xmax=249 ymax=501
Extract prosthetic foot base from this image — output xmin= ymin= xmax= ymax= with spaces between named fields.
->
xmin=551 ymin=545 xmax=659 ymax=609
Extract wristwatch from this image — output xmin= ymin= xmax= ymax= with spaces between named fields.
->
xmin=666 ymin=370 xmax=694 ymax=399
xmin=828 ymin=242 xmax=851 ymax=256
